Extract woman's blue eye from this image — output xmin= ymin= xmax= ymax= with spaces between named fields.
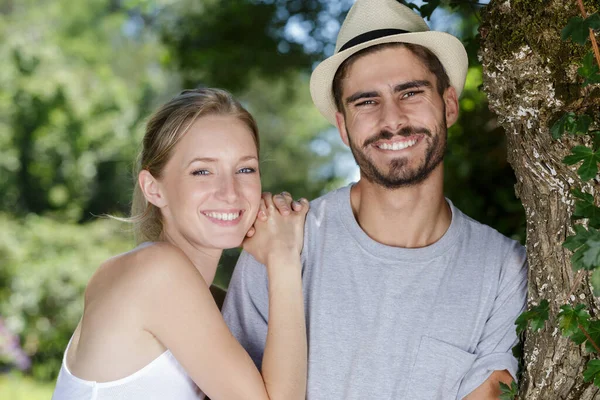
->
xmin=191 ymin=169 xmax=210 ymax=176
xmin=238 ymin=167 xmax=256 ymax=174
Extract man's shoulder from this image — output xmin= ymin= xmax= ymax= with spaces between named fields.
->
xmin=306 ymin=184 xmax=349 ymax=221
xmin=453 ymin=204 xmax=525 ymax=255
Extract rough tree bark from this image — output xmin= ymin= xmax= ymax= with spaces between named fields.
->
xmin=480 ymin=0 xmax=600 ymax=398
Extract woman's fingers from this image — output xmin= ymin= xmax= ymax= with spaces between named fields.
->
xmin=292 ymin=197 xmax=309 ymax=213
xmin=258 ymin=198 xmax=268 ymax=221
xmin=272 ymin=191 xmax=293 ymax=215
xmin=259 ymin=191 xmax=307 ymax=220
xmin=262 ymin=192 xmax=274 ymax=213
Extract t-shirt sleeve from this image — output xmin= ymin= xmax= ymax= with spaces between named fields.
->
xmin=221 ymin=250 xmax=270 ymax=369
xmin=457 ymin=242 xmax=528 ymax=399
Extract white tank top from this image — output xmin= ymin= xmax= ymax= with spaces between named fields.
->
xmin=52 ymin=340 xmax=204 ymax=400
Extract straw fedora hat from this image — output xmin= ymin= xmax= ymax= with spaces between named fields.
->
xmin=310 ymin=0 xmax=468 ymax=125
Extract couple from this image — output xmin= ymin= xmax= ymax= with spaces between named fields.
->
xmin=52 ymin=1 xmax=527 ymax=399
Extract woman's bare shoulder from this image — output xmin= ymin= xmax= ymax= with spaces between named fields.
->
xmin=85 ymin=242 xmax=202 ymax=304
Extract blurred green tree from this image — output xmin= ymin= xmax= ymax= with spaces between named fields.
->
xmin=0 ymin=0 xmax=172 ymax=220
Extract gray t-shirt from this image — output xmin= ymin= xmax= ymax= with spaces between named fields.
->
xmin=222 ymin=184 xmax=527 ymax=400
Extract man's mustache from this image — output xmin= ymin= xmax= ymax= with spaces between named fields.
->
xmin=363 ymin=126 xmax=432 ymax=148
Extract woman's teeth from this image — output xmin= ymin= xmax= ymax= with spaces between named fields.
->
xmin=204 ymin=212 xmax=240 ymax=221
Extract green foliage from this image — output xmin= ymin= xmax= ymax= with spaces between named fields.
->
xmin=558 ymin=304 xmax=590 ymax=337
xmin=571 ymin=320 xmax=600 ymax=353
xmin=578 ymin=51 xmax=600 ymax=87
xmin=561 ymin=13 xmax=600 ymax=45
xmin=551 ymin=113 xmax=592 ymax=139
xmin=571 ymin=189 xmax=600 ymax=228
xmin=418 ymin=0 xmax=442 ymax=20
xmin=499 ymin=381 xmax=518 ymax=400
xmin=592 ymin=269 xmax=600 ymax=296
xmin=159 ymin=0 xmax=330 ymax=91
xmin=562 ymin=223 xmax=600 ymax=272
xmin=563 ymin=145 xmax=600 ymax=181
xmin=0 ymin=214 xmax=132 ymax=381
xmin=516 ymin=299 xmax=549 ymax=335
xmin=0 ymin=0 xmax=171 ymax=220
xmin=0 ymin=373 xmax=54 ymax=400
xmin=584 ymin=359 xmax=600 ymax=387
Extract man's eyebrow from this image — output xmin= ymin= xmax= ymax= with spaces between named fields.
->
xmin=344 ymin=80 xmax=433 ymax=105
xmin=345 ymin=91 xmax=379 ymax=105
xmin=394 ymin=80 xmax=432 ymax=92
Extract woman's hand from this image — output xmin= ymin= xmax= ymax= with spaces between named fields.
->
xmin=245 ymin=191 xmax=304 ymax=238
xmin=243 ymin=192 xmax=309 ymax=267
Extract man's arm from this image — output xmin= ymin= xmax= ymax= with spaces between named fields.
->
xmin=458 ymin=242 xmax=528 ymax=399
xmin=463 ymin=370 xmax=513 ymax=399
xmin=222 ymin=250 xmax=270 ymax=369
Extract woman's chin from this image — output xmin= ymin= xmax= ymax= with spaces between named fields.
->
xmin=208 ymin=235 xmax=247 ymax=251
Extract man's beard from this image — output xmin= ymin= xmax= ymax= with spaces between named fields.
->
xmin=347 ymin=119 xmax=447 ymax=189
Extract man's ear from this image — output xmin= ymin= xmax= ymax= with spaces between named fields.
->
xmin=443 ymin=86 xmax=459 ymax=128
xmin=139 ymin=170 xmax=167 ymax=208
xmin=335 ymin=111 xmax=350 ymax=147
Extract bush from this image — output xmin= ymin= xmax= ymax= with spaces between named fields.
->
xmin=0 ymin=214 xmax=132 ymax=381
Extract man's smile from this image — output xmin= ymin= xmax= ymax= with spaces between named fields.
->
xmin=374 ymin=137 xmax=419 ymax=151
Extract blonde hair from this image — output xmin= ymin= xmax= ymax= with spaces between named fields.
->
xmin=129 ymin=88 xmax=259 ymax=244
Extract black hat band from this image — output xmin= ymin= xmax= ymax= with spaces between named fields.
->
xmin=339 ymin=28 xmax=410 ymax=52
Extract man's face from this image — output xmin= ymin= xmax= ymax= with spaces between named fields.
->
xmin=335 ymin=46 xmax=458 ymax=189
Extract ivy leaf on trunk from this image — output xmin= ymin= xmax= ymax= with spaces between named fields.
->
xmin=563 ymin=146 xmax=600 ymax=181
xmin=583 ymin=360 xmax=600 ymax=387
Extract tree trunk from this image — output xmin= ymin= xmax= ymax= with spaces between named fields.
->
xmin=480 ymin=0 xmax=600 ymax=398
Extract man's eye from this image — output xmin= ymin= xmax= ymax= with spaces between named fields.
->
xmin=191 ymin=169 xmax=210 ymax=176
xmin=238 ymin=167 xmax=257 ymax=174
xmin=402 ymin=90 xmax=422 ymax=98
xmin=356 ymin=100 xmax=376 ymax=106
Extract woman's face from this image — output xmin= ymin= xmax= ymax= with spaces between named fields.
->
xmin=157 ymin=114 xmax=261 ymax=250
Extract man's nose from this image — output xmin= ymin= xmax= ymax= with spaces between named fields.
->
xmin=380 ymin=99 xmax=407 ymax=133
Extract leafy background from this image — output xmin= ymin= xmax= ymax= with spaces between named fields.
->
xmin=0 ymin=0 xmax=524 ymax=396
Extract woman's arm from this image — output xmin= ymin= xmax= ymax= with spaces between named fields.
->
xmin=140 ymin=195 xmax=308 ymax=400
xmin=242 ymin=193 xmax=309 ymax=400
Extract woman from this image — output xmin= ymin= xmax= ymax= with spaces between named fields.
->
xmin=52 ymin=88 xmax=308 ymax=400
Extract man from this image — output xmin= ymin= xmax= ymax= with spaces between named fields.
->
xmin=223 ymin=0 xmax=527 ymax=398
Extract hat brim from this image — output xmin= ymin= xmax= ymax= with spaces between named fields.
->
xmin=310 ymin=31 xmax=469 ymax=125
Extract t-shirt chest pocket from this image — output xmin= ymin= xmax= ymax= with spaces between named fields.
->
xmin=404 ymin=336 xmax=476 ymax=400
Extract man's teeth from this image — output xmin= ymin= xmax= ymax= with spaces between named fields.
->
xmin=205 ymin=212 xmax=240 ymax=221
xmin=377 ymin=139 xmax=417 ymax=151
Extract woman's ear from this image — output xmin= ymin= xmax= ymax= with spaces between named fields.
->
xmin=139 ymin=170 xmax=167 ymax=208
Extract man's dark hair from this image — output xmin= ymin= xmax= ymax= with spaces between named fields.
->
xmin=332 ymin=42 xmax=451 ymax=113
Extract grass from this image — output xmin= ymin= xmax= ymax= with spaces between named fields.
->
xmin=0 ymin=373 xmax=55 ymax=400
